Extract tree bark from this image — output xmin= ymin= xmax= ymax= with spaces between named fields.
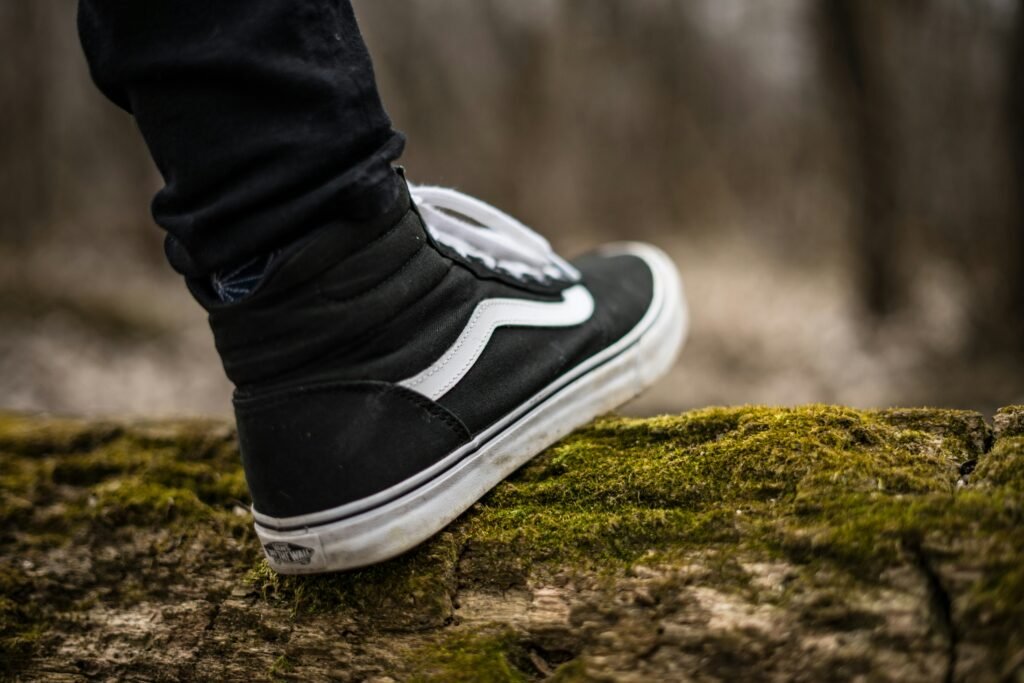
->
xmin=0 ymin=406 xmax=1021 ymax=681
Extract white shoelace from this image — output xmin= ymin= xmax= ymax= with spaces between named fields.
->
xmin=409 ymin=184 xmax=580 ymax=284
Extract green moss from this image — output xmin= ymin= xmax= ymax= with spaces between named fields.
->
xmin=407 ymin=629 xmax=530 ymax=683
xmin=546 ymin=659 xmax=592 ymax=682
xmin=960 ymin=425 xmax=1024 ymax=640
xmin=0 ymin=415 xmax=247 ymax=554
xmin=874 ymin=407 xmax=990 ymax=456
xmin=249 ymin=530 xmax=461 ymax=629
xmin=250 ymin=405 xmax=992 ymax=611
xmin=236 ymin=403 xmax=994 ymax=646
xmin=0 ymin=412 xmax=121 ymax=456
xmin=269 ymin=654 xmax=294 ymax=679
xmin=124 ymin=418 xmax=233 ymax=447
xmin=975 ymin=435 xmax=1024 ymax=491
xmin=780 ymin=493 xmax=953 ymax=569
xmin=457 ymin=406 xmax=965 ymax=572
xmin=968 ymin=555 xmax=1024 ymax=628
xmin=0 ymin=416 xmax=254 ymax=666
xmin=89 ymin=476 xmax=211 ymax=526
xmin=52 ymin=439 xmax=249 ymax=510
xmin=0 ymin=454 xmax=42 ymax=529
xmin=994 ymin=405 xmax=1024 ymax=439
xmin=3 ymin=406 xmax=1023 ymax=673
xmin=0 ymin=564 xmax=45 ymax=675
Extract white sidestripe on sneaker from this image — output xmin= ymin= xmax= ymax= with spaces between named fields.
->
xmin=399 ymin=283 xmax=595 ymax=400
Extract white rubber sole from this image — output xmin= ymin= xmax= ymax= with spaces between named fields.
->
xmin=254 ymin=242 xmax=688 ymax=574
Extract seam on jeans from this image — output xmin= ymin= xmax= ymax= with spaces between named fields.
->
xmin=340 ymin=135 xmax=404 ymax=192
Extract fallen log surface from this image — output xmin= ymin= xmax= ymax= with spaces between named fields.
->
xmin=1 ymin=405 xmax=1022 ymax=682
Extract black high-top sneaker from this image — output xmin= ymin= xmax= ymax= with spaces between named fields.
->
xmin=191 ymin=179 xmax=688 ymax=574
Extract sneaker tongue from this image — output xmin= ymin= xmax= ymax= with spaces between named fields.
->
xmin=416 ymin=203 xmax=552 ymax=276
xmin=410 ymin=184 xmax=580 ymax=283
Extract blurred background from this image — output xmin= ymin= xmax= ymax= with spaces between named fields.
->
xmin=1 ymin=0 xmax=1023 ymax=419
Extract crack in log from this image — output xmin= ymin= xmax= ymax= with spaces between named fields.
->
xmin=449 ymin=536 xmax=472 ymax=616
xmin=203 ymin=599 xmax=222 ymax=632
xmin=906 ymin=541 xmax=958 ymax=683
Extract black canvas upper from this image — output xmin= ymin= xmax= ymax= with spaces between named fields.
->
xmin=235 ymin=380 xmax=470 ymax=518
xmin=202 ymin=185 xmax=656 ymax=519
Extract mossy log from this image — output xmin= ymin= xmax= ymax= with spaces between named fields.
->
xmin=1 ymin=406 xmax=1023 ymax=682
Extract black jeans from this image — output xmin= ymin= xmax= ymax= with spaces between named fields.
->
xmin=78 ymin=0 xmax=405 ymax=278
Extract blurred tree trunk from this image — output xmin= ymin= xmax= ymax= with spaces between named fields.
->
xmin=1010 ymin=1 xmax=1024 ymax=350
xmin=0 ymin=2 xmax=56 ymax=244
xmin=817 ymin=0 xmax=901 ymax=319
xmin=480 ymin=1 xmax=552 ymax=221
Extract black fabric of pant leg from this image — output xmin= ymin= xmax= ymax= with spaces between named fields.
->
xmin=77 ymin=0 xmax=405 ymax=278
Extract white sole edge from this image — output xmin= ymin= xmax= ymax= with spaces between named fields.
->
xmin=254 ymin=242 xmax=688 ymax=574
